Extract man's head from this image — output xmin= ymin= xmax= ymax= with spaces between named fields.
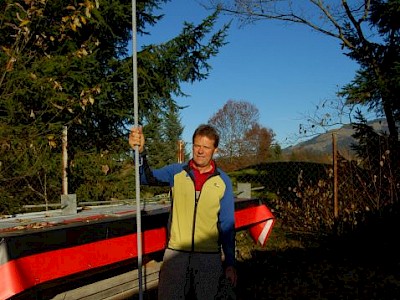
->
xmin=192 ymin=124 xmax=220 ymax=148
xmin=191 ymin=124 xmax=219 ymax=171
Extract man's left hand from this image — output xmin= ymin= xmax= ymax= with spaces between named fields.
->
xmin=225 ymin=266 xmax=237 ymax=287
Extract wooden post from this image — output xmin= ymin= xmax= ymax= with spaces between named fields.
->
xmin=61 ymin=126 xmax=77 ymax=215
xmin=177 ymin=140 xmax=184 ymax=163
xmin=332 ymin=132 xmax=338 ymax=219
xmin=62 ymin=125 xmax=68 ymax=195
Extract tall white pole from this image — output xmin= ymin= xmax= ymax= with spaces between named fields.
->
xmin=131 ymin=0 xmax=143 ymax=299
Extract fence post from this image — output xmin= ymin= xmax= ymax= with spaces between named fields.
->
xmin=332 ymin=132 xmax=338 ymax=219
xmin=62 ymin=125 xmax=68 ymax=195
xmin=61 ymin=125 xmax=77 ymax=215
xmin=177 ymin=140 xmax=184 ymax=163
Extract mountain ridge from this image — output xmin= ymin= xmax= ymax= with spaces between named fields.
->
xmin=283 ymin=118 xmax=389 ymax=156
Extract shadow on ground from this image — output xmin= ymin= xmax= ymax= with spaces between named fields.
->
xmin=235 ymin=210 xmax=400 ymax=300
xmin=131 ymin=212 xmax=400 ymax=300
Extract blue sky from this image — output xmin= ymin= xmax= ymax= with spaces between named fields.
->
xmin=137 ymin=0 xmax=360 ymax=148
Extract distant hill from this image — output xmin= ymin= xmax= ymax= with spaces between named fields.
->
xmin=283 ymin=118 xmax=389 ymax=157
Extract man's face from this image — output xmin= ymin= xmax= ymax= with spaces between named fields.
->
xmin=192 ymin=135 xmax=217 ymax=169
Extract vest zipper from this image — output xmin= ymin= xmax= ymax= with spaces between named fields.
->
xmin=191 ymin=194 xmax=199 ymax=252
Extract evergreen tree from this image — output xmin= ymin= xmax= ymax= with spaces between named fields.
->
xmin=0 ymin=0 xmax=228 ymax=213
xmin=210 ymin=0 xmax=399 ymax=196
xmin=351 ymin=111 xmax=398 ymax=207
xmin=340 ymin=0 xmax=400 ymax=168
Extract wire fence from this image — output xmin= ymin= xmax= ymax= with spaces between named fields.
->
xmin=1 ymin=132 xmax=398 ymax=237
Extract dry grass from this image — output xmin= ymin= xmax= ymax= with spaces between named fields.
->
xmin=234 ymin=220 xmax=400 ymax=299
xmin=133 ymin=216 xmax=400 ymax=299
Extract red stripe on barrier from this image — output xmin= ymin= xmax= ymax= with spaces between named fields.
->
xmin=1 ymin=204 xmax=275 ymax=299
xmin=249 ymin=219 xmax=275 ymax=246
xmin=235 ymin=205 xmax=274 ymax=229
xmin=0 ymin=227 xmax=167 ymax=300
xmin=235 ymin=205 xmax=275 ymax=246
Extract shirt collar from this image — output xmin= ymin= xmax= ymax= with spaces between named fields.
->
xmin=189 ymin=159 xmax=215 ymax=175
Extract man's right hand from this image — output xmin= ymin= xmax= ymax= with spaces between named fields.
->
xmin=129 ymin=126 xmax=145 ymax=153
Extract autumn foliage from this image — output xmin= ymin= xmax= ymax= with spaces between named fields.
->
xmin=209 ymin=100 xmax=275 ymax=171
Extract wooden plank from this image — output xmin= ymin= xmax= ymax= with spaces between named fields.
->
xmin=51 ymin=261 xmax=161 ymax=300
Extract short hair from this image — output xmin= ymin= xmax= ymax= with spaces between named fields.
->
xmin=192 ymin=124 xmax=220 ymax=148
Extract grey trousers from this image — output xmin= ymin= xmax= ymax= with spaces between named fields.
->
xmin=157 ymin=248 xmax=223 ymax=300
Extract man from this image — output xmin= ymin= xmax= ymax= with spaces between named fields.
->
xmin=129 ymin=124 xmax=237 ymax=299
